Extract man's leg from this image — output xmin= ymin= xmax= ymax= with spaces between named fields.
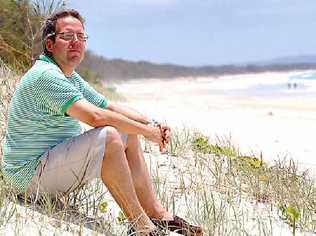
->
xmin=125 ymin=134 xmax=173 ymax=220
xmin=100 ymin=127 xmax=155 ymax=234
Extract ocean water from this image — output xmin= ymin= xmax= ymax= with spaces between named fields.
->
xmin=201 ymin=71 xmax=316 ymax=97
xmin=289 ymin=71 xmax=316 ymax=81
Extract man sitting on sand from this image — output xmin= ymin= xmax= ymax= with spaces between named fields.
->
xmin=1 ymin=9 xmax=202 ymax=236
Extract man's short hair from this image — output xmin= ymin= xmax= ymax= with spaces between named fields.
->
xmin=42 ymin=9 xmax=85 ymax=55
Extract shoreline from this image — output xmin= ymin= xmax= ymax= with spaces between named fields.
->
xmin=114 ymin=71 xmax=316 ymax=174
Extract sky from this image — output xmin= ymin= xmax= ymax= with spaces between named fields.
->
xmin=67 ymin=0 xmax=316 ymax=66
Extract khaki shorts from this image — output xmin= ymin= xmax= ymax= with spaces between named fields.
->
xmin=27 ymin=126 xmax=128 ymax=195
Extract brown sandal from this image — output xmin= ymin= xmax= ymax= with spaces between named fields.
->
xmin=151 ymin=215 xmax=203 ymax=236
xmin=127 ymin=227 xmax=167 ymax=235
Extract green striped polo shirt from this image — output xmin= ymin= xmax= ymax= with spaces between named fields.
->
xmin=1 ymin=54 xmax=108 ymax=193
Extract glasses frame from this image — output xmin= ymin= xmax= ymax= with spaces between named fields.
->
xmin=46 ymin=32 xmax=88 ymax=42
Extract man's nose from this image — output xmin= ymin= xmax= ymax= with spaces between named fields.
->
xmin=69 ymin=34 xmax=80 ymax=42
xmin=73 ymin=34 xmax=81 ymax=41
xmin=70 ymin=36 xmax=83 ymax=48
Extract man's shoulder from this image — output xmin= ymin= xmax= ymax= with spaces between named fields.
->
xmin=72 ymin=71 xmax=85 ymax=82
xmin=22 ymin=60 xmax=64 ymax=84
xmin=33 ymin=59 xmax=63 ymax=76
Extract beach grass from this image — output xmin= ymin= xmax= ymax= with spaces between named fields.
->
xmin=141 ymin=129 xmax=315 ymax=235
xmin=149 ymin=129 xmax=316 ymax=235
xmin=1 ymin=64 xmax=316 ymax=235
xmin=0 ymin=64 xmax=19 ymax=158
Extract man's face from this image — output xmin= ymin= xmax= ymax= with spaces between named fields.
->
xmin=46 ymin=16 xmax=86 ymax=73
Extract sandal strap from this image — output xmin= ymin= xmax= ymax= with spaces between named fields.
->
xmin=151 ymin=215 xmax=202 ymax=236
xmin=127 ymin=226 xmax=167 ymax=235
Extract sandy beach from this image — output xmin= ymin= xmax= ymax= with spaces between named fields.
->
xmin=114 ymin=71 xmax=316 ymax=173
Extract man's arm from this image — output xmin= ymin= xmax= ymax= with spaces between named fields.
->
xmin=66 ymin=99 xmax=163 ymax=144
xmin=106 ymin=102 xmax=151 ymax=125
xmin=106 ymin=102 xmax=172 ymax=151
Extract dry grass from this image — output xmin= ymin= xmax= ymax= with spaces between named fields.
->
xmin=0 ymin=63 xmax=20 ymax=157
xmin=148 ymin=130 xmax=316 ymax=235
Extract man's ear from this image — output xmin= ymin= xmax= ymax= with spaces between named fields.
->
xmin=45 ymin=39 xmax=54 ymax=53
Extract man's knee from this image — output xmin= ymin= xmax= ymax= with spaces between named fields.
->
xmin=127 ymin=134 xmax=138 ymax=145
xmin=105 ymin=126 xmax=124 ymax=149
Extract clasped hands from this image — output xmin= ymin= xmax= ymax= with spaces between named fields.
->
xmin=146 ymin=121 xmax=171 ymax=153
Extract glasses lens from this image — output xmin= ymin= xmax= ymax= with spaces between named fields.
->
xmin=60 ymin=32 xmax=74 ymax=41
xmin=77 ymin=33 xmax=87 ymax=41
xmin=59 ymin=32 xmax=88 ymax=41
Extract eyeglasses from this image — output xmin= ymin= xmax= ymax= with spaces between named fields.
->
xmin=47 ymin=32 xmax=88 ymax=42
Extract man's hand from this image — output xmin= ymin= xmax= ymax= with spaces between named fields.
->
xmin=144 ymin=125 xmax=165 ymax=149
xmin=152 ymin=122 xmax=171 ymax=153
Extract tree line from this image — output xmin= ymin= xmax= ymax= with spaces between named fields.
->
xmin=79 ymin=50 xmax=316 ymax=81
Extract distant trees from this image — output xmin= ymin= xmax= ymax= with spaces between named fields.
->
xmin=0 ymin=0 xmax=65 ymax=71
xmin=79 ymin=50 xmax=316 ymax=81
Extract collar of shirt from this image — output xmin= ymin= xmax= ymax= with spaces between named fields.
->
xmin=38 ymin=54 xmax=57 ymax=65
xmin=37 ymin=54 xmax=76 ymax=78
